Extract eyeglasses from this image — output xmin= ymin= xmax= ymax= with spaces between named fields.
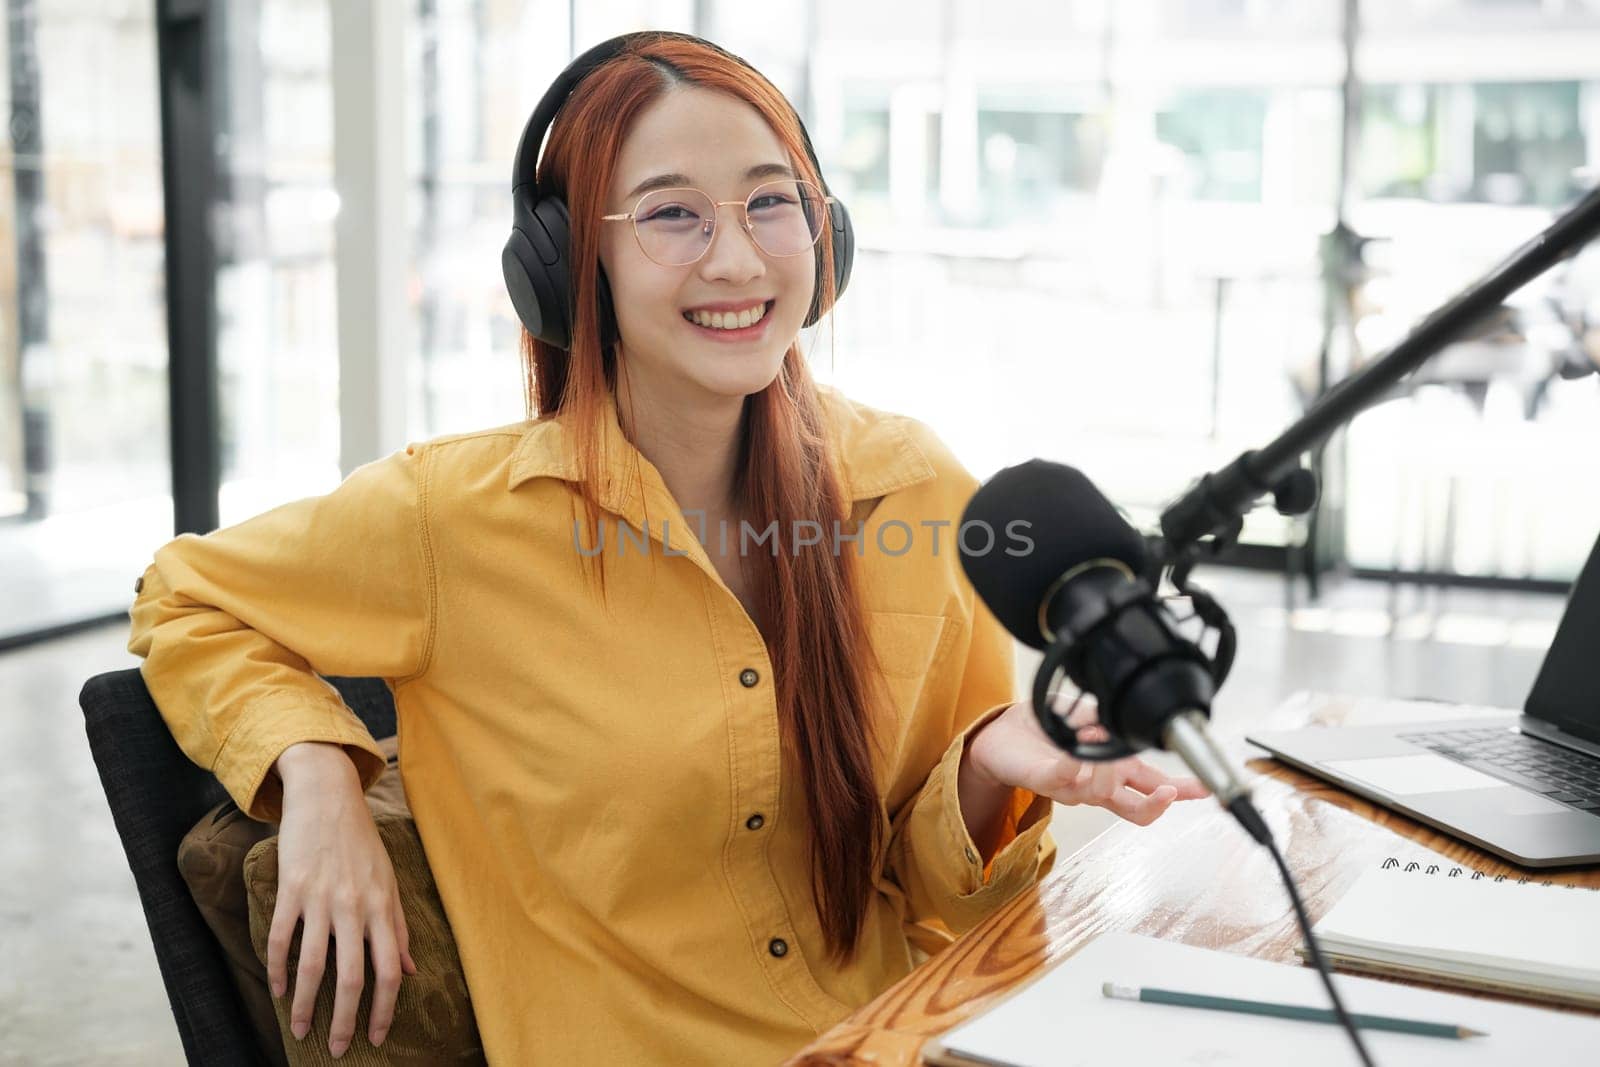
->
xmin=601 ymin=179 xmax=835 ymax=267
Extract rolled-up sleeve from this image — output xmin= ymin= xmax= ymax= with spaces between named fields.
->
xmin=127 ymin=445 xmax=434 ymax=821
xmin=882 ymin=590 xmax=1056 ymax=938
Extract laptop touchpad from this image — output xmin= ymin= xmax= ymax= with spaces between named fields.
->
xmin=1324 ymin=754 xmax=1515 ymax=796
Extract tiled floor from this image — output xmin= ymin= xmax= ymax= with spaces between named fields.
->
xmin=0 ymin=569 xmax=1564 ymax=1065
xmin=0 ymin=624 xmax=177 ymax=1066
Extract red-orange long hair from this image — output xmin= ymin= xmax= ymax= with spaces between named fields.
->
xmin=519 ymin=33 xmax=881 ymax=962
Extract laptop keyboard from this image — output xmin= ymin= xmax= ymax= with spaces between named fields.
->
xmin=1400 ymin=727 xmax=1600 ymax=813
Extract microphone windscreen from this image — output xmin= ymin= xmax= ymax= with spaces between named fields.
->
xmin=959 ymin=460 xmax=1149 ymax=649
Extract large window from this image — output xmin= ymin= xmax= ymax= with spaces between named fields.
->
xmin=1155 ymin=90 xmax=1269 ymax=203
xmin=1335 ymin=1 xmax=1600 ymax=581
xmin=0 ymin=0 xmax=362 ymax=644
xmin=403 ymin=0 xmax=670 ymax=439
xmin=976 ymin=106 xmax=1106 ymax=225
xmin=811 ymin=5 xmax=1342 ymax=553
xmin=1363 ymin=81 xmax=1589 ymax=207
xmin=389 ymin=0 xmax=1600 ymax=586
xmin=811 ymin=0 xmax=1600 ymax=580
xmin=10 ymin=0 xmax=1594 ymax=647
xmin=838 ymin=101 xmax=891 ymax=198
xmin=0 ymin=3 xmax=169 ymax=644
xmin=214 ymin=0 xmax=343 ymax=527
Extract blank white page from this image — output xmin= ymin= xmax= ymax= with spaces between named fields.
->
xmin=933 ymin=932 xmax=1598 ymax=1067
xmin=1314 ymin=867 xmax=1600 ymax=984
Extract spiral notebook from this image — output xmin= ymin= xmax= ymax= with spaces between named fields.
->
xmin=1303 ymin=858 xmax=1600 ymax=1008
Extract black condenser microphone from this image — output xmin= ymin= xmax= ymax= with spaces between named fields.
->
xmin=958 ymin=460 xmax=1252 ymax=808
xmin=959 ymin=460 xmax=1379 ymax=1066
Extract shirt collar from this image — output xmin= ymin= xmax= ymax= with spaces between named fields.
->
xmin=506 ymin=385 xmax=935 ymax=508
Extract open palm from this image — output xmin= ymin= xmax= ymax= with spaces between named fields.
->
xmin=968 ymin=696 xmax=1210 ymax=826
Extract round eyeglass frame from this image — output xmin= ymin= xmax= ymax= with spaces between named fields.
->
xmin=600 ymin=179 xmax=836 ymax=267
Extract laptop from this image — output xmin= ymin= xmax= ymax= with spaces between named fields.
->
xmin=1248 ymin=531 xmax=1600 ymax=868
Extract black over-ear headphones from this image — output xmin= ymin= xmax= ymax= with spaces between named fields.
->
xmin=501 ymin=30 xmax=854 ymax=351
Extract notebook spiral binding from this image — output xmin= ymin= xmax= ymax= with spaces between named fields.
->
xmin=1378 ymin=856 xmax=1600 ymax=889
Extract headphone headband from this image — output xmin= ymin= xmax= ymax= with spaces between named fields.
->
xmin=512 ymin=31 xmax=831 ymax=195
xmin=511 ymin=33 xmax=650 ymax=193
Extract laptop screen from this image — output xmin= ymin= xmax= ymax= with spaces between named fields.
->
xmin=1526 ymin=529 xmax=1600 ymax=744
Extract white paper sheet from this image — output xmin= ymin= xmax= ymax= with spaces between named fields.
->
xmin=933 ymin=932 xmax=1595 ymax=1066
xmin=1313 ymin=866 xmax=1600 ymax=990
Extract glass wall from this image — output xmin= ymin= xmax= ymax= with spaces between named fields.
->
xmin=9 ymin=0 xmax=1594 ymax=645
xmin=0 ymin=0 xmax=351 ymax=644
xmin=214 ymin=0 xmax=342 ymax=528
xmin=407 ymin=0 xmax=558 ymax=439
xmin=1341 ymin=3 xmax=1600 ymax=581
xmin=0 ymin=1 xmax=170 ymax=644
xmin=813 ymin=0 xmax=1600 ymax=580
xmin=344 ymin=0 xmax=1593 ymax=591
xmin=401 ymin=0 xmax=1600 ymax=584
xmin=809 ymin=0 xmax=1343 ymax=552
xmin=403 ymin=0 xmax=833 ymax=440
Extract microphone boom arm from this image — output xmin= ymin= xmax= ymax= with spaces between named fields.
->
xmin=1158 ymin=182 xmax=1600 ymax=561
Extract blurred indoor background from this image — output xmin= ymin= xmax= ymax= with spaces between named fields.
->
xmin=5 ymin=0 xmax=1600 ymax=648
xmin=6 ymin=2 xmax=1600 ymax=1061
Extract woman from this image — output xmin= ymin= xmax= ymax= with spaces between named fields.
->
xmin=128 ymin=31 xmax=1204 ymax=1065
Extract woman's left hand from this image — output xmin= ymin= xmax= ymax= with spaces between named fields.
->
xmin=967 ymin=696 xmax=1210 ymax=826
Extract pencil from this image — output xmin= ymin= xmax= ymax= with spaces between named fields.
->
xmin=1101 ymin=982 xmax=1487 ymax=1039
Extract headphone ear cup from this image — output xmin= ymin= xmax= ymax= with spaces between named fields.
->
xmin=502 ymin=192 xmax=575 ymax=349
xmin=804 ymin=196 xmax=854 ymax=328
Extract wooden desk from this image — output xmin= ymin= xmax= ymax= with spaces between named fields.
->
xmin=788 ymin=697 xmax=1600 ymax=1066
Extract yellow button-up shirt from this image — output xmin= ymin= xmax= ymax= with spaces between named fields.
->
xmin=127 ymin=386 xmax=1055 ymax=1065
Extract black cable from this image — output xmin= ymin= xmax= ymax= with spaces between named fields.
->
xmin=1227 ymin=796 xmax=1377 ymax=1067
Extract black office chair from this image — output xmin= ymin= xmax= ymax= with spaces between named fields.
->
xmin=80 ymin=668 xmax=395 ymax=1065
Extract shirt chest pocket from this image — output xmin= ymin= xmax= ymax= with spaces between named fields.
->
xmin=865 ymin=610 xmax=953 ymax=723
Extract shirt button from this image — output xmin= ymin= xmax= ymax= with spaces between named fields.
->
xmin=133 ymin=576 xmax=144 ymax=594
xmin=739 ymin=668 xmax=760 ymax=688
xmin=965 ymin=846 xmax=978 ymax=864
xmin=768 ymin=938 xmax=788 ymax=958
xmin=745 ymin=813 xmax=765 ymax=831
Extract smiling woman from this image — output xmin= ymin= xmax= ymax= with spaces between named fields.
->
xmin=127 ymin=28 xmax=1204 ymax=1067
xmin=520 ymin=34 xmax=885 ymax=967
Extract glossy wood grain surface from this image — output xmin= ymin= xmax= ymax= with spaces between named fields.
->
xmin=787 ymin=695 xmax=1600 ymax=1066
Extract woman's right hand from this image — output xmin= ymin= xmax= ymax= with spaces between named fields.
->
xmin=269 ymin=742 xmax=418 ymax=1058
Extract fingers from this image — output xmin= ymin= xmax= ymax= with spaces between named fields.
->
xmin=271 ymin=778 xmax=408 ymax=1058
xmin=278 ymin=891 xmax=410 ymax=1055
xmin=290 ymin=910 xmax=329 ymax=1042
xmin=365 ymin=912 xmax=403 ymax=1049
xmin=395 ymin=886 xmax=417 ymax=976
xmin=1075 ymin=723 xmax=1112 ymax=745
xmin=327 ymin=912 xmax=367 ymax=1058
xmin=267 ymin=892 xmax=300 ymax=1000
xmin=1088 ymin=759 xmax=1121 ymax=805
xmin=1106 ymin=783 xmax=1179 ymax=826
xmin=1114 ymin=758 xmax=1210 ymax=801
xmin=1116 ymin=758 xmax=1167 ymax=794
xmin=1038 ymin=690 xmax=1104 ymax=748
xmin=1033 ymin=757 xmax=1121 ymax=807
xmin=1047 ymin=757 xmax=1200 ymax=827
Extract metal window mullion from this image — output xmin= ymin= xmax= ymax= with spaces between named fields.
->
xmin=155 ymin=0 xmax=222 ymax=535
